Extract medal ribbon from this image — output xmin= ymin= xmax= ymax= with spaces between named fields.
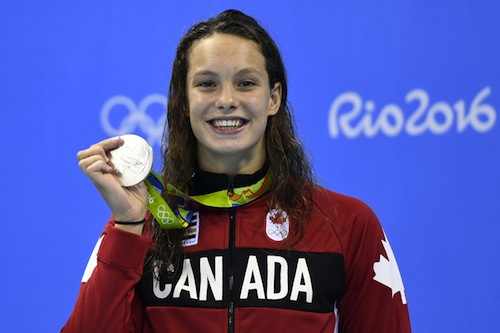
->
xmin=144 ymin=171 xmax=270 ymax=229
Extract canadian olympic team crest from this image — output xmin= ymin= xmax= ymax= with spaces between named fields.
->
xmin=266 ymin=209 xmax=289 ymax=242
xmin=101 ymin=94 xmax=167 ymax=147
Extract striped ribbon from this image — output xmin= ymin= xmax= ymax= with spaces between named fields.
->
xmin=145 ymin=171 xmax=270 ymax=229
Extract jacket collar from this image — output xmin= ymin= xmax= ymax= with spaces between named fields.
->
xmin=190 ymin=161 xmax=269 ymax=195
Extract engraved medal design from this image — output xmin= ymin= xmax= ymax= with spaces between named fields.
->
xmin=109 ymin=134 xmax=154 ymax=187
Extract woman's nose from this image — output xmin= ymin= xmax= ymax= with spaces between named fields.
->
xmin=215 ymin=84 xmax=238 ymax=111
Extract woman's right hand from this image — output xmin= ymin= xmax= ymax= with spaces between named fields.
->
xmin=77 ymin=137 xmax=149 ymax=232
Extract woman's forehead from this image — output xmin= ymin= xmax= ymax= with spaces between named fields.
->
xmin=187 ymin=33 xmax=265 ymax=74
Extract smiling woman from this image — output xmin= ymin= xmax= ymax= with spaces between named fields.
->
xmin=63 ymin=9 xmax=411 ymax=333
xmin=187 ymin=33 xmax=281 ymax=175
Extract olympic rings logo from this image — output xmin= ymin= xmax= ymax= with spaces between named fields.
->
xmin=266 ymin=227 xmax=289 ymax=239
xmin=157 ymin=205 xmax=175 ymax=225
xmin=100 ymin=94 xmax=167 ymax=147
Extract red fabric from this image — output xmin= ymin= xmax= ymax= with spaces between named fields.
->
xmin=62 ymin=187 xmax=411 ymax=332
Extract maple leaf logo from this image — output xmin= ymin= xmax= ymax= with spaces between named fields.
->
xmin=265 ymin=209 xmax=289 ymax=241
xmin=373 ymin=231 xmax=407 ymax=305
xmin=269 ymin=210 xmax=287 ymax=225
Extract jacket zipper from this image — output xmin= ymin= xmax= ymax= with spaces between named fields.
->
xmin=228 ymin=176 xmax=236 ymax=333
xmin=228 ymin=206 xmax=236 ymax=333
xmin=227 ymin=177 xmax=235 ymax=197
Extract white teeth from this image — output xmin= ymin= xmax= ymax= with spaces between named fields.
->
xmin=213 ymin=119 xmax=243 ymax=128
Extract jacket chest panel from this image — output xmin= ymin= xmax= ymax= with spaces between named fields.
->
xmin=137 ymin=248 xmax=344 ymax=313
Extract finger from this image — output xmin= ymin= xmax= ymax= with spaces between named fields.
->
xmin=98 ymin=136 xmax=125 ymax=153
xmin=77 ymin=145 xmax=108 ymax=166
xmin=79 ymin=155 xmax=114 ymax=174
xmin=77 ymin=146 xmax=106 ymax=162
xmin=76 ymin=137 xmax=124 ymax=161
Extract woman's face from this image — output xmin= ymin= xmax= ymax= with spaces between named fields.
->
xmin=186 ymin=33 xmax=281 ymax=175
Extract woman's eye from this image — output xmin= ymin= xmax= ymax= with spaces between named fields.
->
xmin=198 ymin=81 xmax=216 ymax=88
xmin=239 ymin=81 xmax=256 ymax=88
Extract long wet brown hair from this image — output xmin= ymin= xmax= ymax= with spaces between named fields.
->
xmin=147 ymin=9 xmax=315 ymax=274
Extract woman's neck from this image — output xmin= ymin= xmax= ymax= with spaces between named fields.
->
xmin=197 ymin=152 xmax=266 ymax=176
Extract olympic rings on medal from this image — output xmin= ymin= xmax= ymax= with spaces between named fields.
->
xmin=100 ymin=94 xmax=167 ymax=147
xmin=157 ymin=204 xmax=175 ymax=225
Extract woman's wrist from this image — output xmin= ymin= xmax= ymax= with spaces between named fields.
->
xmin=113 ymin=217 xmax=146 ymax=235
xmin=114 ymin=219 xmax=146 ymax=225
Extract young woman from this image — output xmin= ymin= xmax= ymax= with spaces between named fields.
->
xmin=63 ymin=9 xmax=411 ymax=333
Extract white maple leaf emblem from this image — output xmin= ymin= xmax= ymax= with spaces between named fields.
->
xmin=373 ymin=231 xmax=407 ymax=305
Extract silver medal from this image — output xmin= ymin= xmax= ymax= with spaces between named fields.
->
xmin=109 ymin=134 xmax=154 ymax=187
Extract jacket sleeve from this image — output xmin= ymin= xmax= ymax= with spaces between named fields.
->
xmin=337 ymin=199 xmax=412 ymax=333
xmin=61 ymin=219 xmax=153 ymax=333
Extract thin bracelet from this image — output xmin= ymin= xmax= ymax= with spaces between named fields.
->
xmin=114 ymin=219 xmax=146 ymax=225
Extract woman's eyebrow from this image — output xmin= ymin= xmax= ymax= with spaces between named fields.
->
xmin=236 ymin=68 xmax=262 ymax=77
xmin=191 ymin=70 xmax=218 ymax=78
xmin=192 ymin=67 xmax=262 ymax=77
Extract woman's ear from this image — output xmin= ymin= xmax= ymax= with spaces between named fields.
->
xmin=268 ymin=82 xmax=282 ymax=116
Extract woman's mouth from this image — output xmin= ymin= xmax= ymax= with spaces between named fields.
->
xmin=210 ymin=118 xmax=247 ymax=131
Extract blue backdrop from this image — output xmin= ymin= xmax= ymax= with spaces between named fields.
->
xmin=1 ymin=1 xmax=499 ymax=332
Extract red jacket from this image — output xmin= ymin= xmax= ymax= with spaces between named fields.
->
xmin=62 ymin=184 xmax=411 ymax=332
